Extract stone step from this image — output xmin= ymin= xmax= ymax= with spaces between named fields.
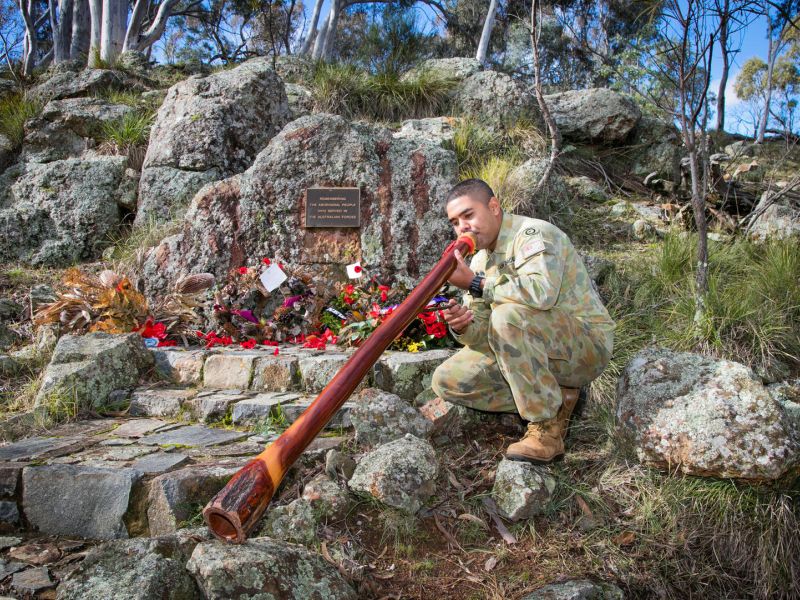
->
xmin=129 ymin=386 xmax=355 ymax=432
xmin=0 ymin=418 xmax=346 ymax=541
xmin=152 ymin=346 xmax=454 ymax=402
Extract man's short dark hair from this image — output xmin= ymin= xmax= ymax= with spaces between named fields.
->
xmin=446 ymin=179 xmax=495 ymax=205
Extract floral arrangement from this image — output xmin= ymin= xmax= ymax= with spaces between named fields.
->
xmin=36 ymin=259 xmax=457 ymax=353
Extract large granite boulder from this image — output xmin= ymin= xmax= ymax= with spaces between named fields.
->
xmin=393 ymin=117 xmax=457 ymax=147
xmin=404 ymin=57 xmax=482 ymax=82
xmin=348 ymin=433 xmax=439 ymax=513
xmin=544 ymin=88 xmax=641 ymax=144
xmin=0 ymin=133 xmax=13 ymax=173
xmin=350 ymin=388 xmax=432 ymax=446
xmin=136 ymin=57 xmax=291 ymax=224
xmin=749 ymin=191 xmax=800 ymax=241
xmin=57 ymin=530 xmax=205 ymax=599
xmin=186 ymin=537 xmax=358 ymax=599
xmin=616 ymin=348 xmax=799 ymax=480
xmin=452 ymin=70 xmax=535 ymax=127
xmin=507 ymin=157 xmax=569 ymax=216
xmin=0 ymin=157 xmax=136 ymax=265
xmin=141 ymin=112 xmax=457 ymax=295
xmin=35 ymin=333 xmax=154 ymax=414
xmin=285 ymin=83 xmax=314 ymax=119
xmin=274 ymin=55 xmax=315 ymax=83
xmin=21 ymin=98 xmax=135 ymax=164
xmin=31 ymin=69 xmax=140 ymax=101
xmin=629 ymin=116 xmax=682 ymax=182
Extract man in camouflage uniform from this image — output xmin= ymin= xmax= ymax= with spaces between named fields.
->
xmin=431 ymin=179 xmax=614 ymax=463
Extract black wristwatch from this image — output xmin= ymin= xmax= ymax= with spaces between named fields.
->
xmin=469 ymin=275 xmax=485 ymax=298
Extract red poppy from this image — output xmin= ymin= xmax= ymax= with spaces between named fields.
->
xmin=262 ymin=339 xmax=278 ymax=346
xmin=354 ymin=265 xmax=362 ymax=273
xmin=138 ymin=318 xmax=167 ymax=340
xmin=262 ymin=257 xmax=271 ymax=265
xmin=156 ymin=340 xmax=177 ymax=347
xmin=240 ymin=338 xmax=257 ymax=349
xmin=378 ymin=284 xmax=390 ymax=302
xmin=345 ymin=284 xmax=355 ymax=295
xmin=238 ymin=266 xmax=248 ymax=275
xmin=273 ymin=347 xmax=280 ymax=356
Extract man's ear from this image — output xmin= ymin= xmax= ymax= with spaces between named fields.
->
xmin=488 ymin=196 xmax=501 ymax=215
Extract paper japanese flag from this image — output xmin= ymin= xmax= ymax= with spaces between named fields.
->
xmin=260 ymin=263 xmax=287 ymax=292
xmin=346 ymin=263 xmax=363 ymax=279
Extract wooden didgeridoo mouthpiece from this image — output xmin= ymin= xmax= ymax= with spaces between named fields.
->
xmin=203 ymin=233 xmax=477 ymax=543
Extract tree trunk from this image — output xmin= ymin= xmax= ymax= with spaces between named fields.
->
xmin=300 ymin=0 xmax=325 ymax=55
xmin=70 ymin=0 xmax=90 ymax=61
xmin=100 ymin=0 xmax=127 ymax=64
xmin=757 ymin=19 xmax=777 ymax=143
xmin=475 ymin=0 xmax=498 ymax=63
xmin=715 ymin=0 xmax=729 ymax=132
xmin=321 ymin=0 xmax=341 ymax=62
xmin=19 ymin=0 xmax=38 ymax=76
xmin=123 ymin=0 xmax=149 ymax=53
xmin=529 ymin=0 xmax=561 ymax=202
xmin=87 ymin=0 xmax=101 ymax=65
xmin=51 ymin=0 xmax=75 ymax=64
xmin=311 ymin=9 xmax=329 ymax=60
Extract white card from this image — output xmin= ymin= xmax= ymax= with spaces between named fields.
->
xmin=259 ymin=264 xmax=287 ymax=292
xmin=346 ymin=262 xmax=363 ymax=279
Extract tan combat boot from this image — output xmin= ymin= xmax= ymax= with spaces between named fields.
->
xmin=505 ymin=387 xmax=581 ymax=463
xmin=556 ymin=387 xmax=581 ymax=440
xmin=505 ymin=418 xmax=564 ymax=464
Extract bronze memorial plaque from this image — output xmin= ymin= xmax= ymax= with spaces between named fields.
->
xmin=305 ymin=187 xmax=361 ymax=227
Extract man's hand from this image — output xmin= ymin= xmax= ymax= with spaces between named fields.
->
xmin=441 ymin=298 xmax=473 ymax=334
xmin=448 ymin=249 xmax=475 ymax=289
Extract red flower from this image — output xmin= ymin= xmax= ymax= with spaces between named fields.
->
xmin=240 ymin=338 xmax=257 ymax=349
xmin=138 ymin=318 xmax=167 ymax=340
xmin=344 ymin=296 xmax=354 ymax=305
xmin=354 ymin=265 xmax=362 ymax=273
xmin=238 ymin=266 xmax=248 ymax=275
xmin=262 ymin=339 xmax=278 ymax=346
xmin=378 ymin=284 xmax=390 ymax=303
xmin=262 ymin=257 xmax=271 ymax=265
xmin=425 ymin=322 xmax=447 ymax=339
xmin=273 ymin=347 xmax=280 ymax=356
xmin=156 ymin=339 xmax=177 ymax=347
xmin=345 ymin=284 xmax=355 ymax=295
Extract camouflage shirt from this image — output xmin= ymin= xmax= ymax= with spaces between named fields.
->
xmin=453 ymin=213 xmax=615 ymax=351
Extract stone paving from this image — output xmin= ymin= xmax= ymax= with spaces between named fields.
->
xmin=0 ymin=345 xmax=454 ymax=596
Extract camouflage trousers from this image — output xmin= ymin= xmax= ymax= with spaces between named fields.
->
xmin=431 ymin=304 xmax=613 ymax=422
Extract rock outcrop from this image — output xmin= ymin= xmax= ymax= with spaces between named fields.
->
xmin=0 ymin=157 xmax=137 ymax=265
xmin=141 ymin=112 xmax=457 ymax=295
xmin=616 ymin=347 xmax=799 ymax=480
xmin=186 ymin=537 xmax=358 ymax=599
xmin=136 ymin=57 xmax=291 ymax=223
xmin=21 ymin=97 xmax=134 ymax=164
xmin=452 ymin=70 xmax=536 ymax=127
xmin=35 ymin=332 xmax=153 ymax=414
xmin=544 ymin=88 xmax=641 ymax=144
xmin=57 ymin=531 xmax=205 ymax=599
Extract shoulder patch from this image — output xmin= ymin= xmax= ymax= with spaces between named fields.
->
xmin=523 ymin=227 xmax=538 ymax=236
xmin=520 ymin=239 xmax=546 ymax=259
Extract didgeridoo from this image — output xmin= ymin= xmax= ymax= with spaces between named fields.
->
xmin=203 ymin=232 xmax=477 ymax=543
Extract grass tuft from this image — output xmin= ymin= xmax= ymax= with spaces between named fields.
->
xmin=0 ymin=92 xmax=44 ymax=147
xmin=309 ymin=63 xmax=458 ymax=122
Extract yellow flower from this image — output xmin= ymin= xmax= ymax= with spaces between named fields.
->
xmin=407 ymin=342 xmax=420 ymax=353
